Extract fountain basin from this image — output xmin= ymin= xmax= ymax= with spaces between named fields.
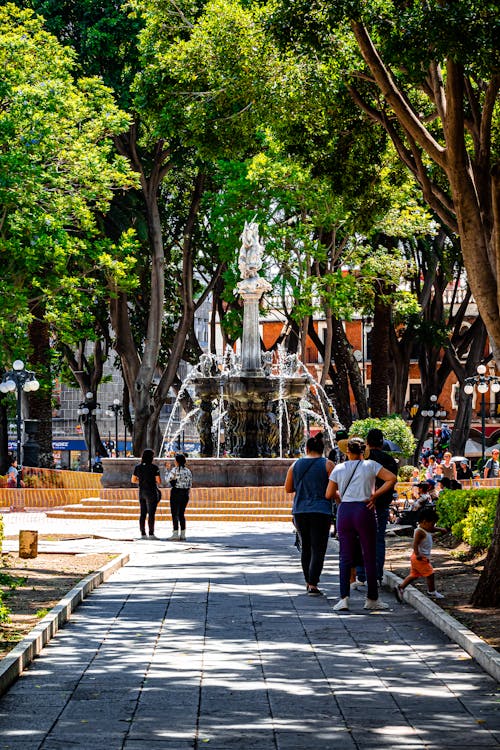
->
xmin=101 ymin=457 xmax=294 ymax=488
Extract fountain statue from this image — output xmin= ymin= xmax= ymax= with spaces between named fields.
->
xmin=189 ymin=223 xmax=340 ymax=459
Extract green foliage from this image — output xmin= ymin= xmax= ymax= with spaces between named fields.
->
xmin=0 ymin=3 xmax=137 ymax=354
xmin=436 ymin=488 xmax=498 ymax=550
xmin=398 ymin=464 xmax=416 ymax=481
xmin=349 ymin=416 xmax=415 ymax=457
xmin=0 ymin=567 xmax=26 ymax=624
xmin=462 ymin=503 xmax=496 ymax=550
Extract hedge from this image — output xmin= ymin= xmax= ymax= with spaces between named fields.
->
xmin=436 ymin=488 xmax=498 ymax=550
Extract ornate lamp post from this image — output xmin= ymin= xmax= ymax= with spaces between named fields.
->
xmin=361 ymin=316 xmax=373 ymax=391
xmin=421 ymin=394 xmax=447 ymax=454
xmin=0 ymin=360 xmax=40 ymax=486
xmin=77 ymin=392 xmax=102 ymax=471
xmin=464 ymin=365 xmax=500 ymax=465
xmin=105 ymin=399 xmax=122 ymax=457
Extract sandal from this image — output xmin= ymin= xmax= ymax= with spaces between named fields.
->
xmin=394 ymin=585 xmax=404 ymax=603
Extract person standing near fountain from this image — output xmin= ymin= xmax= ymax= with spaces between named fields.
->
xmin=284 ymin=433 xmax=335 ymax=596
xmin=166 ymin=453 xmax=193 ymax=541
xmin=326 ymin=438 xmax=397 ymax=611
xmin=131 ymin=449 xmax=162 ymax=540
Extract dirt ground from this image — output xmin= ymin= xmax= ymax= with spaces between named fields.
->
xmin=0 ymin=532 xmax=499 ymax=662
xmin=0 ymin=535 xmax=116 ymax=660
xmin=385 ymin=531 xmax=500 ymax=652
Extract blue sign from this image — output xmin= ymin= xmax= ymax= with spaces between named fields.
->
xmin=53 ymin=439 xmax=88 ymax=451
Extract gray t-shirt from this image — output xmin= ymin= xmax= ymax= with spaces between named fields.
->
xmin=330 ymin=459 xmax=382 ymax=503
xmin=484 ymin=458 xmax=499 ymax=478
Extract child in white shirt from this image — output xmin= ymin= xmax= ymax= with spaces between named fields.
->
xmin=395 ymin=507 xmax=446 ymax=602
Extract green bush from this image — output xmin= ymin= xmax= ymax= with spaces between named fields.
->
xmin=398 ymin=465 xmax=417 ymax=481
xmin=437 ymin=488 xmax=498 ymax=549
xmin=349 ymin=416 xmax=415 ymax=457
xmin=462 ymin=502 xmax=497 ymax=550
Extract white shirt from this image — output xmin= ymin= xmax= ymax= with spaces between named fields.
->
xmin=330 ymin=459 xmax=382 ymax=503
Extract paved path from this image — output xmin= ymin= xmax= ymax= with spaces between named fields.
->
xmin=0 ymin=518 xmax=499 ymax=749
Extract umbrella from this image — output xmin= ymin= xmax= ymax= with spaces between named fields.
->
xmin=451 ymin=456 xmax=468 ymax=463
xmin=383 ymin=439 xmax=403 ymax=453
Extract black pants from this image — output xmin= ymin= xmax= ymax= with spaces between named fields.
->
xmin=170 ymin=487 xmax=190 ymax=530
xmin=139 ymin=494 xmax=159 ymax=535
xmin=294 ymin=512 xmax=331 ymax=587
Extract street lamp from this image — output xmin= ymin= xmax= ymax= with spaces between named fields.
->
xmin=421 ymin=394 xmax=447 ymax=454
xmin=361 ymin=316 xmax=373 ymax=391
xmin=105 ymin=399 xmax=122 ymax=457
xmin=0 ymin=360 xmax=40 ymax=486
xmin=464 ymin=364 xmax=500 ymax=465
xmin=77 ymin=392 xmax=102 ymax=471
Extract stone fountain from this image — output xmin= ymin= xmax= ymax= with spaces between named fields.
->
xmin=193 ymin=222 xmax=318 ymax=458
xmin=102 ymin=223 xmax=340 ymax=488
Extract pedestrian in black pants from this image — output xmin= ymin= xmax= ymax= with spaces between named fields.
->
xmin=131 ymin=448 xmax=162 ymax=540
xmin=166 ymin=453 xmax=193 ymax=541
xmin=354 ymin=428 xmax=398 ymax=588
xmin=285 ymin=433 xmax=335 ymax=595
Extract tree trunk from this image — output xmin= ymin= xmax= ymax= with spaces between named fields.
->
xmin=27 ymin=309 xmax=54 ymax=468
xmin=369 ymin=293 xmax=391 ymax=417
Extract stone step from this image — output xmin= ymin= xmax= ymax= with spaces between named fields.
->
xmin=79 ymin=498 xmax=283 ymax=508
xmin=46 ymin=508 xmax=291 ymax=522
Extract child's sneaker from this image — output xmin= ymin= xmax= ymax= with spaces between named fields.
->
xmin=428 ymin=590 xmax=445 ymax=599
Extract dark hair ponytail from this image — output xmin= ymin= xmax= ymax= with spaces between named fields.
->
xmin=306 ymin=432 xmax=324 ymax=455
xmin=141 ymin=448 xmax=154 ymax=465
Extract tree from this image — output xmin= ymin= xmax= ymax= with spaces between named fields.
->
xmin=0 ymin=3 xmax=136 ymax=468
xmin=270 ymin=0 xmax=499 ymax=354
xmin=270 ymin=0 xmax=500 ymax=605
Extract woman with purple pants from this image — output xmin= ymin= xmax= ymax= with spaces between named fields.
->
xmin=326 ymin=438 xmax=397 ymax=611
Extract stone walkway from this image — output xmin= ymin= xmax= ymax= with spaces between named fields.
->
xmin=0 ymin=519 xmax=499 ymax=749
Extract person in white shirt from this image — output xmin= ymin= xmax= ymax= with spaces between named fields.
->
xmin=166 ymin=453 xmax=193 ymax=541
xmin=326 ymin=438 xmax=397 ymax=612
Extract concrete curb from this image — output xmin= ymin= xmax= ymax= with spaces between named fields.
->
xmin=383 ymin=570 xmax=500 ymax=682
xmin=0 ymin=551 xmax=130 ymax=697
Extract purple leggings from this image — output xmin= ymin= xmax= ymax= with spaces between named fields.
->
xmin=337 ymin=502 xmax=378 ymax=600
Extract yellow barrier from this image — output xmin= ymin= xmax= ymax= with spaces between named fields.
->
xmin=20 ymin=467 xmax=101 ymax=490
xmin=0 ymin=488 xmax=100 ymax=509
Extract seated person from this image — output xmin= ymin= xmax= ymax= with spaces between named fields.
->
xmin=456 ymin=460 xmax=473 ymax=480
xmin=427 ymin=478 xmax=439 ymax=501
xmin=435 ymin=476 xmax=452 ymax=494
xmin=411 ymin=481 xmax=434 ymax=511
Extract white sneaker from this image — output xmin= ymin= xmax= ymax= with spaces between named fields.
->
xmin=364 ymin=598 xmax=389 ymax=610
xmin=168 ymin=531 xmax=179 ymax=541
xmin=352 ymin=578 xmax=366 ymax=590
xmin=148 ymin=534 xmax=158 ymax=540
xmin=140 ymin=534 xmax=147 ymax=540
xmin=429 ymin=590 xmax=445 ymax=599
xmin=333 ymin=597 xmax=350 ymax=611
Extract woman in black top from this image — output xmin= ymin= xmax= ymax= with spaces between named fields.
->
xmin=131 ymin=448 xmax=161 ymax=539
